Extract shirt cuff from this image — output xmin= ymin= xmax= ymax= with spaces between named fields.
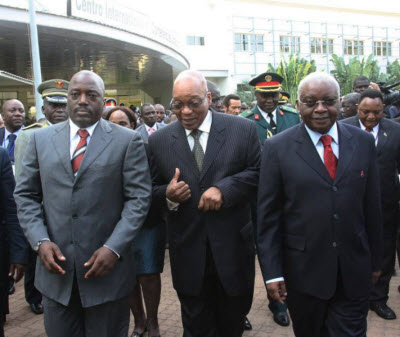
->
xmin=103 ymin=245 xmax=120 ymax=259
xmin=166 ymin=198 xmax=179 ymax=211
xmin=265 ymin=277 xmax=284 ymax=284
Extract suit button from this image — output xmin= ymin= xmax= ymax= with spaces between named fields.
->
xmin=333 ymin=213 xmax=339 ymax=220
xmin=332 ymin=186 xmax=338 ymax=192
xmin=332 ymin=242 xmax=337 ymax=248
xmin=72 ymin=214 xmax=78 ymax=219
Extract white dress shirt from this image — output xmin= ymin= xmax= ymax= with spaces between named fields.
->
xmin=167 ymin=111 xmax=212 ymax=210
xmin=359 ymin=120 xmax=379 ymax=146
xmin=145 ymin=123 xmax=158 ymax=136
xmin=257 ymin=106 xmax=277 ymax=126
xmin=2 ymin=127 xmax=23 ymax=148
xmin=266 ymin=123 xmax=340 ymax=285
xmin=69 ymin=120 xmax=99 ymax=159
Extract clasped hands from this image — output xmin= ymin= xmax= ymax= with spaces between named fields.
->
xmin=166 ymin=168 xmax=223 ymax=211
xmin=38 ymin=241 xmax=118 ymax=278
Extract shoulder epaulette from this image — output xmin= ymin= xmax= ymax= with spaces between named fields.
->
xmin=23 ymin=123 xmax=43 ymax=130
xmin=240 ymin=110 xmax=255 ymax=118
xmin=280 ymin=105 xmax=298 ymax=114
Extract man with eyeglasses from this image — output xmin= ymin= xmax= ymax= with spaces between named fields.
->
xmin=242 ymin=72 xmax=300 ymax=145
xmin=148 ymin=70 xmax=260 ymax=337
xmin=257 ymin=72 xmax=383 ymax=337
xmin=341 ymin=89 xmax=400 ymax=321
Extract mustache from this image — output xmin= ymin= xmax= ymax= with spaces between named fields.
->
xmin=73 ymin=107 xmax=91 ymax=114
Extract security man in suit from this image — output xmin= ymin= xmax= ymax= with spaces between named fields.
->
xmin=14 ymin=79 xmax=69 ymax=315
xmin=240 ymin=72 xmax=300 ymax=145
xmin=341 ymin=89 xmax=400 ymax=320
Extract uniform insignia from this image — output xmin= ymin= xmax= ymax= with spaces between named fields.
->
xmin=383 ymin=132 xmax=387 ymax=137
xmin=266 ymin=129 xmax=274 ymax=139
xmin=360 ymin=170 xmax=365 ymax=178
xmin=255 ymin=114 xmax=260 ymax=121
xmin=265 ymin=75 xmax=272 ymax=82
xmin=55 ymin=80 xmax=64 ymax=89
xmin=279 ymin=109 xmax=284 ymax=116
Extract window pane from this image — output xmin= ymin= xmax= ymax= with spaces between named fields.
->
xmin=187 ymin=36 xmax=195 ymax=45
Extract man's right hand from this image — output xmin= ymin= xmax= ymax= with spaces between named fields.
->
xmin=38 ymin=241 xmax=66 ymax=275
xmin=166 ymin=168 xmax=191 ymax=203
xmin=266 ymin=280 xmax=287 ymax=304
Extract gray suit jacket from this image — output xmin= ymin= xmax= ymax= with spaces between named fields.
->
xmin=14 ymin=119 xmax=151 ymax=307
xmin=136 ymin=122 xmax=165 ymax=143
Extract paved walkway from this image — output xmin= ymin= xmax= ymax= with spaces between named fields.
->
xmin=4 ymin=252 xmax=400 ymax=337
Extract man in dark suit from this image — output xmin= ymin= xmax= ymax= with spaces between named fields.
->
xmin=257 ymin=72 xmax=383 ymax=337
xmin=148 ymin=70 xmax=260 ymax=337
xmin=341 ymin=89 xmax=400 ymax=320
xmin=136 ymin=103 xmax=165 ymax=143
xmin=0 ymin=147 xmax=28 ymax=337
xmin=14 ymin=70 xmax=151 ymax=337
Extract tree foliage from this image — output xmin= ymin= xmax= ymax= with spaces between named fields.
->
xmin=267 ymin=55 xmax=316 ymax=105
xmin=235 ymin=81 xmax=255 ymax=106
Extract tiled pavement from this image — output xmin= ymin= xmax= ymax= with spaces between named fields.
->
xmin=5 ymin=252 xmax=400 ymax=337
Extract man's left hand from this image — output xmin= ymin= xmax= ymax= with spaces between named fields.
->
xmin=372 ymin=270 xmax=381 ymax=284
xmin=9 ymin=264 xmax=25 ymax=283
xmin=198 ymin=187 xmax=223 ymax=211
xmin=84 ymin=247 xmax=118 ymax=279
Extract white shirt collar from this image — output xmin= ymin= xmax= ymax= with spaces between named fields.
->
xmin=145 ymin=123 xmax=157 ymax=132
xmin=185 ymin=110 xmax=212 ymax=137
xmin=257 ymin=106 xmax=277 ymax=117
xmin=69 ymin=119 xmax=99 ymax=139
xmin=305 ymin=122 xmax=339 ymax=147
xmin=358 ymin=120 xmax=379 ymax=135
xmin=4 ymin=126 xmax=23 ymax=139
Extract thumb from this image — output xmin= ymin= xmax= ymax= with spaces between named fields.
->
xmin=53 ymin=244 xmax=66 ymax=261
xmin=84 ymin=253 xmax=97 ymax=267
xmin=172 ymin=168 xmax=180 ymax=183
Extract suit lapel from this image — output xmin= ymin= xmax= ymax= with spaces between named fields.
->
xmin=334 ymin=123 xmax=355 ymax=184
xmin=171 ymin=122 xmax=199 ymax=175
xmin=74 ymin=119 xmax=113 ymax=182
xmin=376 ymin=122 xmax=388 ymax=154
xmin=200 ymin=112 xmax=226 ymax=181
xmin=51 ymin=121 xmax=74 ymax=181
xmin=295 ymin=124 xmax=332 ymax=184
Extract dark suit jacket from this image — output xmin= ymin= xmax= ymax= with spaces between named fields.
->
xmin=148 ymin=111 xmax=260 ymax=296
xmin=257 ymin=123 xmax=383 ymax=300
xmin=341 ymin=116 xmax=400 ymax=211
xmin=0 ymin=127 xmax=4 ymax=146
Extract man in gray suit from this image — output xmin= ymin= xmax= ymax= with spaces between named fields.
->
xmin=14 ymin=70 xmax=151 ymax=337
xmin=136 ymin=103 xmax=165 ymax=142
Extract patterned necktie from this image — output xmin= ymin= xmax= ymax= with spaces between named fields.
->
xmin=366 ymin=128 xmax=373 ymax=132
xmin=71 ymin=129 xmax=89 ymax=175
xmin=190 ymin=129 xmax=204 ymax=172
xmin=7 ymin=133 xmax=17 ymax=163
xmin=148 ymin=127 xmax=154 ymax=135
xmin=320 ymin=135 xmax=337 ymax=180
xmin=268 ymin=112 xmax=277 ymax=130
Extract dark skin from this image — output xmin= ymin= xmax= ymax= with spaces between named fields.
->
xmin=154 ymin=104 xmax=165 ymax=123
xmin=353 ymin=79 xmax=370 ymax=93
xmin=141 ymin=105 xmax=157 ymax=127
xmin=341 ymin=96 xmax=359 ymax=118
xmin=39 ymin=71 xmax=118 ymax=279
xmin=357 ymin=97 xmax=384 ymax=130
xmin=169 ymin=72 xmax=223 ymax=211
xmin=255 ymin=91 xmax=280 ymax=113
xmin=1 ymin=99 xmax=25 ymax=132
xmin=42 ymin=100 xmax=68 ymax=124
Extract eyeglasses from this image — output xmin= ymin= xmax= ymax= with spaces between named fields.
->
xmin=298 ymin=98 xmax=338 ymax=108
xmin=170 ymin=94 xmax=208 ymax=112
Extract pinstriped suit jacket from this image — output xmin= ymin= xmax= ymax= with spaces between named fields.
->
xmin=148 ymin=111 xmax=261 ymax=296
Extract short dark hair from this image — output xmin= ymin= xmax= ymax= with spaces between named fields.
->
xmin=353 ymin=76 xmax=369 ymax=86
xmin=342 ymin=92 xmax=361 ymax=104
xmin=222 ymin=94 xmax=241 ymax=108
xmin=359 ymin=89 xmax=384 ymax=104
xmin=105 ymin=106 xmax=137 ymax=129
xmin=140 ymin=103 xmax=153 ymax=114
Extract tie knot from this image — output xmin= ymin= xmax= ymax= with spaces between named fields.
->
xmin=77 ymin=129 xmax=89 ymax=139
xmin=366 ymin=128 xmax=373 ymax=132
xmin=320 ymin=135 xmax=332 ymax=147
xmin=8 ymin=134 xmax=17 ymax=141
xmin=190 ymin=129 xmax=201 ymax=140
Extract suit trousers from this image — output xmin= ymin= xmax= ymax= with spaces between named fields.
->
xmin=24 ymin=249 xmax=42 ymax=304
xmin=286 ymin=270 xmax=369 ymax=337
xmin=43 ymin=277 xmax=130 ymax=337
xmin=177 ymin=243 xmax=253 ymax=337
xmin=370 ymin=206 xmax=398 ymax=304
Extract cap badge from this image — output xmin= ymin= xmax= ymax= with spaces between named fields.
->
xmin=265 ymin=75 xmax=272 ymax=82
xmin=55 ymin=81 xmax=64 ymax=89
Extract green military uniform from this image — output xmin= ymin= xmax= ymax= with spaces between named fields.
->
xmin=241 ymin=105 xmax=300 ymax=144
xmin=14 ymin=79 xmax=69 ymax=181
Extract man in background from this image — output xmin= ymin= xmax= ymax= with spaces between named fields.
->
xmin=222 ymin=94 xmax=241 ymax=115
xmin=136 ymin=103 xmax=165 ymax=143
xmin=341 ymin=93 xmax=360 ymax=119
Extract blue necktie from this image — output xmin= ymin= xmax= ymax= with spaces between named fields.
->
xmin=7 ymin=134 xmax=17 ymax=163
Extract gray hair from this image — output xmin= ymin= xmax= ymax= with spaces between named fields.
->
xmin=297 ymin=72 xmax=340 ymax=99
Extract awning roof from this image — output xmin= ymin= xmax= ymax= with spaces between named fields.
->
xmin=0 ymin=70 xmax=33 ymax=87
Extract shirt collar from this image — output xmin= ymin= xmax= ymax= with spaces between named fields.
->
xmin=185 ymin=110 xmax=212 ymax=137
xmin=4 ymin=126 xmax=23 ymax=139
xmin=145 ymin=123 xmax=157 ymax=132
xmin=358 ymin=120 xmax=379 ymax=134
xmin=305 ymin=122 xmax=339 ymax=147
xmin=69 ymin=119 xmax=99 ymax=139
xmin=257 ymin=106 xmax=277 ymax=117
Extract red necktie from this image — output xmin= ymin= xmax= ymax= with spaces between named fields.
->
xmin=71 ymin=129 xmax=89 ymax=174
xmin=366 ymin=128 xmax=373 ymax=132
xmin=148 ymin=127 xmax=154 ymax=135
xmin=320 ymin=135 xmax=337 ymax=180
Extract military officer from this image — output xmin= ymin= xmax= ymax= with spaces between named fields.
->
xmin=241 ymin=72 xmax=300 ymax=144
xmin=13 ymin=79 xmax=69 ymax=315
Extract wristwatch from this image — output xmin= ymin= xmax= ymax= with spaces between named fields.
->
xmin=33 ymin=240 xmax=46 ymax=252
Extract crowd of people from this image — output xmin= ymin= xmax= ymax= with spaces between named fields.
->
xmin=0 ymin=67 xmax=399 ymax=337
